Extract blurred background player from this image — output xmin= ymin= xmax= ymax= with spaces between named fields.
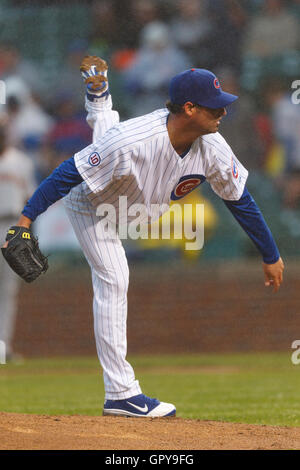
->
xmin=0 ymin=116 xmax=36 ymax=361
xmin=122 ymin=20 xmax=190 ymax=117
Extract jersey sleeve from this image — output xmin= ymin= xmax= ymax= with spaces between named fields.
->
xmin=204 ymin=135 xmax=248 ymax=201
xmin=223 ymin=187 xmax=280 ymax=264
xmin=74 ymin=132 xmax=131 ymax=194
xmin=22 ymin=156 xmax=83 ymax=222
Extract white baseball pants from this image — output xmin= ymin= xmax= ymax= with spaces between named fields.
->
xmin=64 ymin=95 xmax=141 ymax=400
xmin=0 ymin=219 xmax=20 ymax=356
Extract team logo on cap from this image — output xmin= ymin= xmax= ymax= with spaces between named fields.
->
xmin=214 ymin=78 xmax=220 ymax=89
xmin=88 ymin=152 xmax=101 ymax=166
xmin=231 ymin=157 xmax=239 ymax=179
xmin=171 ymin=174 xmax=206 ymax=200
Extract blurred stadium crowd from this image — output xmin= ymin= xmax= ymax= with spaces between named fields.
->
xmin=0 ymin=0 xmax=300 ymax=259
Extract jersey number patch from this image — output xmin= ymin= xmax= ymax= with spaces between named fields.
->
xmin=88 ymin=152 xmax=101 ymax=166
xmin=171 ymin=174 xmax=206 ymax=200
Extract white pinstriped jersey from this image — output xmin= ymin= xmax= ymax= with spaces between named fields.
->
xmin=72 ymin=107 xmax=248 ymax=223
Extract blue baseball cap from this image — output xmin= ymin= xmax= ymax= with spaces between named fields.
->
xmin=169 ymin=68 xmax=238 ymax=109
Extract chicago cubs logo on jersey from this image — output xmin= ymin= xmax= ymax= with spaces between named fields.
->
xmin=88 ymin=152 xmax=101 ymax=166
xmin=171 ymin=174 xmax=206 ymax=200
xmin=231 ymin=156 xmax=239 ymax=179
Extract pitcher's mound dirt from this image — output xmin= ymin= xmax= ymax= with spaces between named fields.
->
xmin=0 ymin=412 xmax=299 ymax=450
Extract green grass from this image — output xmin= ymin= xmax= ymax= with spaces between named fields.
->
xmin=1 ymin=352 xmax=300 ymax=426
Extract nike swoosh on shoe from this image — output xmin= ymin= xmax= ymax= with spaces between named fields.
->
xmin=126 ymin=401 xmax=149 ymax=413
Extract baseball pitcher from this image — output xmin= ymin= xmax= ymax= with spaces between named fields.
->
xmin=1 ymin=56 xmax=284 ymax=417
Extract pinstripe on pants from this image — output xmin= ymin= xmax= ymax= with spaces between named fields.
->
xmin=65 ymin=190 xmax=141 ymax=399
xmin=64 ymin=96 xmax=141 ymax=399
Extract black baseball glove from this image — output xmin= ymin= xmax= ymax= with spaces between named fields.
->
xmin=1 ymin=226 xmax=48 ymax=283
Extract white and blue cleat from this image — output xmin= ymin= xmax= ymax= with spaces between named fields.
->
xmin=80 ymin=55 xmax=109 ymax=100
xmin=103 ymin=393 xmax=176 ymax=418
